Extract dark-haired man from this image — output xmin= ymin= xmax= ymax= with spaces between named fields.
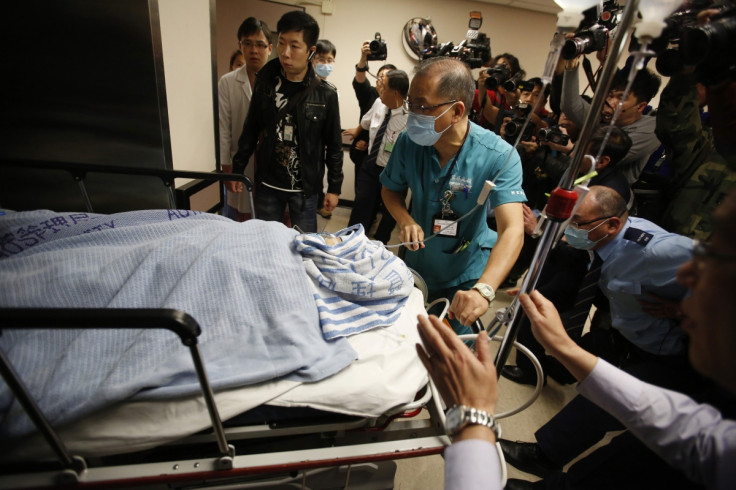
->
xmin=228 ymin=11 xmax=342 ymax=232
xmin=219 ymin=17 xmax=272 ymax=221
xmin=562 ymin=60 xmax=662 ymax=184
xmin=380 ymin=57 xmax=526 ymax=335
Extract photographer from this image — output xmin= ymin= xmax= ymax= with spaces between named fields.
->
xmin=351 ymin=40 xmax=397 ymax=187
xmin=472 ymin=53 xmax=524 ymax=131
xmin=561 ymin=55 xmax=662 ymax=185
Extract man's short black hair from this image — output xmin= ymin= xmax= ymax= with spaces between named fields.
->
xmin=277 ymin=11 xmax=319 ymax=48
xmin=588 ymin=126 xmax=632 ymax=166
xmin=315 ymin=39 xmax=336 ymax=57
xmin=611 ymin=66 xmax=661 ymax=104
xmin=385 ymin=69 xmax=409 ymax=98
xmin=378 ymin=63 xmax=397 ymax=74
xmin=237 ymin=17 xmax=271 ymax=43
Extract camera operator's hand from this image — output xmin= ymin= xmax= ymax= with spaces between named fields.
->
xmin=697 ymin=8 xmax=721 ymax=25
xmin=499 ymin=116 xmax=512 ymax=140
xmin=399 ymin=220 xmax=425 ymax=251
xmin=360 ymin=41 xmax=371 ymax=63
xmin=355 ymin=41 xmax=371 ymax=83
xmin=519 ymin=139 xmax=539 ymax=155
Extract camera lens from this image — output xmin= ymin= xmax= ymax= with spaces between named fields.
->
xmin=561 ymin=37 xmax=590 ymax=60
xmin=505 ymin=120 xmax=519 ymax=136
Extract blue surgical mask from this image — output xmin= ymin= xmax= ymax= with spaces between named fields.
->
xmin=405 ymin=103 xmax=457 ymax=146
xmin=314 ymin=63 xmax=333 ymax=78
xmin=564 ymin=219 xmax=609 ymax=250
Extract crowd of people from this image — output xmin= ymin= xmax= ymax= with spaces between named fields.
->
xmin=217 ymin=8 xmax=735 ymax=489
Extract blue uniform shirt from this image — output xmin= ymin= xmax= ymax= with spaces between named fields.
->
xmin=596 ymin=216 xmax=694 ymax=356
xmin=380 ymin=121 xmax=525 ymax=291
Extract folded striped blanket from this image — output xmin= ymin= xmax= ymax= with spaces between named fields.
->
xmin=294 ymin=225 xmax=414 ymax=339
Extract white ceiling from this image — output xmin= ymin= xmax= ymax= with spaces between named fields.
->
xmin=475 ymin=0 xmax=562 ymax=15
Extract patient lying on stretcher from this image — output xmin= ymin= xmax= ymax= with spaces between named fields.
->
xmin=0 ymin=209 xmax=418 ymax=446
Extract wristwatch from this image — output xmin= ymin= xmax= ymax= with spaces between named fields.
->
xmin=445 ymin=404 xmax=500 ymax=439
xmin=355 ymin=63 xmax=368 ymax=72
xmin=472 ymin=283 xmax=495 ymax=306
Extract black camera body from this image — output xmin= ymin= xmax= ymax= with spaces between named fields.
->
xmin=485 ymin=65 xmax=510 ymax=90
xmin=421 ymin=12 xmax=491 ymax=69
xmin=635 ymin=1 xmax=735 ymax=84
xmin=562 ymin=24 xmax=609 ymax=60
xmin=367 ymin=32 xmax=387 ymax=61
xmin=504 ymin=117 xmax=535 ymax=143
xmin=538 ymin=127 xmax=570 ymax=146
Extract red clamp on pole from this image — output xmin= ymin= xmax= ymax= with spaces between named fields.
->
xmin=545 ymin=187 xmax=578 ymax=221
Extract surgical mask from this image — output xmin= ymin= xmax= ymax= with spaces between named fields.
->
xmin=405 ymin=103 xmax=456 ymax=146
xmin=314 ymin=63 xmax=333 ymax=78
xmin=564 ymin=219 xmax=609 ymax=250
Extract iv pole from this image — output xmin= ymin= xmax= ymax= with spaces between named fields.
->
xmin=492 ymin=0 xmax=641 ymax=372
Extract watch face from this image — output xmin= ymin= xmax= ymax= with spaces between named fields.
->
xmin=480 ymin=285 xmax=492 ymax=295
xmin=446 ymin=406 xmax=462 ymax=433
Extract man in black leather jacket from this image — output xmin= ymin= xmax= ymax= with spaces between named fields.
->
xmin=228 ymin=11 xmax=343 ymax=232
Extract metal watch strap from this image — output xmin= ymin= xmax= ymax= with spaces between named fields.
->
xmin=449 ymin=405 xmax=501 ymax=439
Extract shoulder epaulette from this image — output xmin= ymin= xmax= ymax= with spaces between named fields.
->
xmin=623 ymin=227 xmax=653 ymax=246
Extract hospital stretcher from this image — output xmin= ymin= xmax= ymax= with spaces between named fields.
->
xmin=0 ymin=160 xmax=542 ymax=489
xmin=0 ymin=297 xmax=449 ymax=490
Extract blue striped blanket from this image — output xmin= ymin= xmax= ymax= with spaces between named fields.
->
xmin=0 ymin=210 xmax=356 ymax=439
xmin=295 ymin=225 xmax=414 ymax=339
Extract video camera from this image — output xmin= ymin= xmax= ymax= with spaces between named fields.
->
xmin=367 ymin=32 xmax=387 ymax=61
xmin=537 ymin=126 xmax=571 ymax=146
xmin=639 ymin=2 xmax=736 ymax=85
xmin=504 ymin=103 xmax=535 ymax=143
xmin=421 ymin=11 xmax=491 ymax=69
xmin=561 ymin=0 xmax=622 ymax=60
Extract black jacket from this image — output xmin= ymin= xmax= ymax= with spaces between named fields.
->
xmin=233 ymin=58 xmax=343 ymax=196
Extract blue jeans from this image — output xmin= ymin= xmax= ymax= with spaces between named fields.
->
xmin=256 ymin=184 xmax=318 ymax=232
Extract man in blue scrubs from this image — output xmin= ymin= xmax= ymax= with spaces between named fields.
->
xmin=380 ymin=57 xmax=525 ymax=334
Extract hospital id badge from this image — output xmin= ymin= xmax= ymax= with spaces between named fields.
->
xmin=283 ymin=123 xmax=295 ymax=143
xmin=433 ymin=212 xmax=459 ymax=238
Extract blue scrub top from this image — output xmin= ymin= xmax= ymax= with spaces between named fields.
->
xmin=380 ymin=121 xmax=525 ymax=290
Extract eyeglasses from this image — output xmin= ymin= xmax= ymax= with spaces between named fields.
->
xmin=314 ymin=57 xmax=335 ymax=64
xmin=403 ymin=99 xmax=457 ymax=114
xmin=239 ymin=40 xmax=269 ymax=50
xmin=693 ymin=240 xmax=736 ymax=263
xmin=570 ymin=215 xmax=614 ymax=229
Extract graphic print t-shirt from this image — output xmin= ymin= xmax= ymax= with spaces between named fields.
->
xmin=266 ymin=75 xmax=304 ymax=191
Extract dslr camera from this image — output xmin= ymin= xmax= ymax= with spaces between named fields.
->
xmin=367 ymin=32 xmax=387 ymax=61
xmin=561 ymin=0 xmax=621 ymax=60
xmin=421 ymin=11 xmax=491 ymax=69
xmin=537 ymin=126 xmax=571 ymax=146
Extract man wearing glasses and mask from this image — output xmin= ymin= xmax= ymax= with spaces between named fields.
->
xmin=380 ymin=57 xmax=525 ymax=335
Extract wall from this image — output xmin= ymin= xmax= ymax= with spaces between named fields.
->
xmin=159 ymin=0 xmax=217 ymax=174
xmin=210 ymin=0 xmax=559 ymax=200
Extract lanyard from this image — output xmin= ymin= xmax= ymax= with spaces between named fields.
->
xmin=429 ymin=121 xmax=471 ymax=203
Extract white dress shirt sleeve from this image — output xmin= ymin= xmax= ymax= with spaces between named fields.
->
xmin=444 ymin=439 xmax=503 ymax=490
xmin=578 ymin=359 xmax=736 ymax=490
